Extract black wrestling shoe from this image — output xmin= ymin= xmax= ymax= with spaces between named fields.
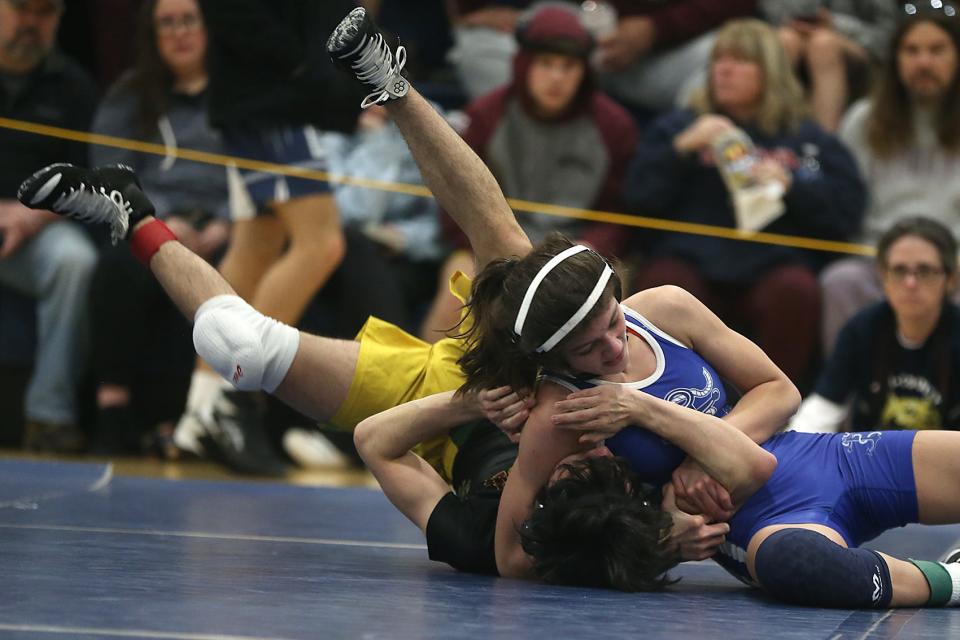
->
xmin=18 ymin=163 xmax=155 ymax=244
xmin=327 ymin=7 xmax=409 ymax=108
xmin=199 ymin=390 xmax=288 ymax=478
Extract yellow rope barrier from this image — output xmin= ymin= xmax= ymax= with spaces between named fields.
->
xmin=0 ymin=116 xmax=875 ymax=257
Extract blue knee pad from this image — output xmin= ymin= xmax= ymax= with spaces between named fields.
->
xmin=754 ymin=529 xmax=892 ymax=608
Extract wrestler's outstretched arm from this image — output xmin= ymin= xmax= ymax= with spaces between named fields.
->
xmin=354 ymin=391 xmax=484 ymax=530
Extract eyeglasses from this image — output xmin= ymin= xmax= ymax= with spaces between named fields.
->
xmin=155 ymin=13 xmax=202 ymax=35
xmin=883 ymin=264 xmax=947 ymax=283
xmin=904 ymin=1 xmax=958 ymax=18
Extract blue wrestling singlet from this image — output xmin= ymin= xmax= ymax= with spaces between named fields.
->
xmin=714 ymin=430 xmax=919 ymax=585
xmin=544 ymin=305 xmax=732 ymax=485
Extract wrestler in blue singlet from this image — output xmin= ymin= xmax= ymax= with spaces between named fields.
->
xmin=714 ymin=429 xmax=919 ymax=584
xmin=545 ymin=309 xmax=920 ymax=587
xmin=544 ymin=306 xmax=732 ymax=485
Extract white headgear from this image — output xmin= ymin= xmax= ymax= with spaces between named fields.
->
xmin=513 ymin=245 xmax=613 ymax=353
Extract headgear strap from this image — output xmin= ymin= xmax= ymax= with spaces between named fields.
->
xmin=513 ymin=245 xmax=613 ymax=353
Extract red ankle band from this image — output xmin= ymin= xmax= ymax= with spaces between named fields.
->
xmin=131 ymin=219 xmax=177 ymax=266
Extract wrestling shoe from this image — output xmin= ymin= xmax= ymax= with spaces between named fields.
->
xmin=198 ymin=389 xmax=288 ymax=477
xmin=327 ymin=7 xmax=409 ymax=108
xmin=18 ymin=163 xmax=155 ymax=244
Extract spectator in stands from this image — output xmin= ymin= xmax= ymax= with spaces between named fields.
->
xmin=761 ymin=0 xmax=899 ymax=132
xmin=319 ymin=104 xmax=447 ymax=341
xmin=820 ymin=5 xmax=960 ymax=356
xmin=596 ymin=0 xmax=756 ymax=116
xmin=446 ymin=0 xmax=532 ymax=100
xmin=626 ymin=18 xmax=865 ymax=387
xmin=438 ymin=4 xmax=637 ymax=336
xmin=87 ymin=0 xmax=229 ymax=456
xmin=0 ymin=0 xmax=98 ymax=452
xmin=173 ymin=0 xmax=362 ymax=476
xmin=791 ymin=217 xmax=960 ymax=433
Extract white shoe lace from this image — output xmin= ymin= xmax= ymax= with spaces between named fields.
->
xmin=51 ymin=184 xmax=131 ymax=244
xmin=347 ymin=31 xmax=408 ymax=109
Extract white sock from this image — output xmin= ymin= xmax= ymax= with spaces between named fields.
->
xmin=175 ymin=370 xmax=229 ymax=453
xmin=939 ymin=561 xmax=960 ymax=606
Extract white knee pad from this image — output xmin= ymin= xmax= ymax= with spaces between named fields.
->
xmin=192 ymin=295 xmax=300 ymax=393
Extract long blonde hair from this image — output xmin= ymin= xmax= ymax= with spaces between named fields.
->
xmin=688 ymin=19 xmax=807 ymax=135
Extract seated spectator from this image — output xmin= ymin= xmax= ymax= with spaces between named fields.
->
xmin=597 ymin=0 xmax=755 ymax=117
xmin=791 ymin=217 xmax=960 ymax=433
xmin=446 ymin=0 xmax=532 ymax=100
xmin=438 ymin=3 xmax=637 ymax=334
xmin=821 ymin=5 xmax=960 ymax=356
xmin=760 ymin=0 xmax=898 ymax=132
xmin=0 ymin=0 xmax=98 ymax=453
xmin=626 ymin=18 xmax=865 ymax=387
xmin=320 ymin=104 xmax=448 ymax=340
xmin=88 ymin=0 xmax=230 ymax=455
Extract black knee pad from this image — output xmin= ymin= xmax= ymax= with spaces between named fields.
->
xmin=754 ymin=528 xmax=892 ymax=608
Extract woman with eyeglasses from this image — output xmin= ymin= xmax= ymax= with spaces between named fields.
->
xmin=791 ymin=216 xmax=960 ymax=433
xmin=88 ymin=0 xmax=230 ymax=456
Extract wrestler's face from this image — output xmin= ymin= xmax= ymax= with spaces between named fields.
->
xmin=154 ymin=0 xmax=206 ymax=82
xmin=898 ymin=21 xmax=958 ymax=105
xmin=559 ymin=297 xmax=629 ymax=377
xmin=549 ymin=443 xmax=613 ymax=484
xmin=881 ymin=234 xmax=956 ymax=322
xmin=526 ymin=52 xmax=585 ymax=117
xmin=0 ymin=0 xmax=61 ymax=73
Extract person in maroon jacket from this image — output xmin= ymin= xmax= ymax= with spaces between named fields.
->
xmin=432 ymin=4 xmax=638 ymax=338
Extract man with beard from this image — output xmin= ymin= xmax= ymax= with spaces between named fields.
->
xmin=820 ymin=5 xmax=960 ymax=356
xmin=0 ymin=0 xmax=98 ymax=452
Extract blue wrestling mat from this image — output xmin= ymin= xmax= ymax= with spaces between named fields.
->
xmin=1 ymin=460 xmax=957 ymax=639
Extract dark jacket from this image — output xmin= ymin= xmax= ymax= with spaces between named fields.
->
xmin=625 ymin=108 xmax=866 ymax=283
xmin=606 ymin=0 xmax=756 ymax=51
xmin=199 ymin=0 xmax=363 ymax=132
xmin=816 ymin=302 xmax=960 ymax=431
xmin=0 ymin=52 xmax=97 ymax=198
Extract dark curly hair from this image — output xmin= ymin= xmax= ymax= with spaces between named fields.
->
xmin=520 ymin=456 xmax=678 ymax=592
xmin=454 ymin=232 xmax=622 ymax=395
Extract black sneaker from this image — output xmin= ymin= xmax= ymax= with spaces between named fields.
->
xmin=198 ymin=390 xmax=288 ymax=477
xmin=18 ymin=163 xmax=155 ymax=244
xmin=327 ymin=7 xmax=409 ymax=108
xmin=23 ymin=420 xmax=85 ymax=454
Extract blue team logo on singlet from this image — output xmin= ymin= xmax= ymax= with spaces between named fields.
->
xmin=841 ymin=432 xmax=883 ymax=456
xmin=664 ymin=367 xmax=722 ymax=416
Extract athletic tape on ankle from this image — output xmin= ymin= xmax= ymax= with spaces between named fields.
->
xmin=910 ymin=560 xmax=953 ymax=606
xmin=513 ymin=245 xmax=613 ymax=353
xmin=131 ymin=219 xmax=177 ymax=266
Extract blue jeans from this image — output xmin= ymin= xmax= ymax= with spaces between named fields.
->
xmin=0 ymin=221 xmax=96 ymax=424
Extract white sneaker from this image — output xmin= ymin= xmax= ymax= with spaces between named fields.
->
xmin=283 ymin=427 xmax=350 ymax=469
xmin=173 ymin=409 xmax=209 ymax=456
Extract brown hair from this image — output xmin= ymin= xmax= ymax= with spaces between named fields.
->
xmin=866 ymin=8 xmax=960 ymax=157
xmin=876 ymin=215 xmax=958 ymax=274
xmin=455 ymin=233 xmax=622 ymax=395
xmin=113 ymin=0 xmax=208 ymax=138
xmin=688 ymin=18 xmax=807 ymax=135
